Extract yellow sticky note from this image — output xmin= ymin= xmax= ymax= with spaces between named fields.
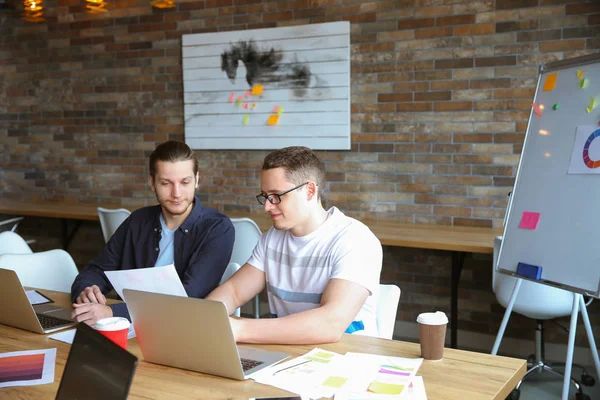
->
xmin=586 ymin=97 xmax=597 ymax=114
xmin=322 ymin=376 xmax=347 ymax=388
xmin=577 ymin=69 xmax=584 ymax=79
xmin=314 ymin=351 xmax=334 ymax=359
xmin=579 ymin=78 xmax=589 ymax=89
xmin=267 ymin=114 xmax=279 ymax=126
xmin=277 ymin=106 xmax=284 ymax=116
xmin=367 ymin=381 xmax=405 ymax=395
xmin=543 ymin=73 xmax=557 ymax=91
xmin=251 ymin=84 xmax=263 ymax=95
xmin=242 ymin=114 xmax=249 ymax=125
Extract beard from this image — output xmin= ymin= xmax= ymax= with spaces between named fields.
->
xmin=155 ymin=193 xmax=193 ymax=217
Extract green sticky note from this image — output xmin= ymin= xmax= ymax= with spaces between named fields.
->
xmin=367 ymin=381 xmax=405 ymax=395
xmin=586 ymin=97 xmax=597 ymax=114
xmin=313 ymin=351 xmax=334 ymax=359
xmin=579 ymin=78 xmax=589 ymax=89
xmin=305 ymin=356 xmax=330 ymax=363
xmin=242 ymin=114 xmax=249 ymax=125
xmin=277 ymin=105 xmax=284 ymax=116
xmin=322 ymin=376 xmax=347 ymax=388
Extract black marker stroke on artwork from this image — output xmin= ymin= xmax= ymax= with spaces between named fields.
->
xmin=221 ymin=40 xmax=312 ymax=95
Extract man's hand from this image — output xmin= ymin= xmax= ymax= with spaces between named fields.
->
xmin=71 ymin=303 xmax=113 ymax=326
xmin=75 ymin=285 xmax=106 ymax=305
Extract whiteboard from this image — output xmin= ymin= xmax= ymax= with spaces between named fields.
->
xmin=181 ymin=22 xmax=350 ymax=150
xmin=497 ymin=53 xmax=600 ymax=298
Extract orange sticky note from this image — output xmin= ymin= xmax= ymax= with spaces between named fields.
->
xmin=518 ymin=211 xmax=540 ymax=230
xmin=267 ymin=115 xmax=279 ymax=125
xmin=251 ymin=84 xmax=263 ymax=95
xmin=543 ymin=73 xmax=557 ymax=91
xmin=577 ymin=69 xmax=584 ymax=79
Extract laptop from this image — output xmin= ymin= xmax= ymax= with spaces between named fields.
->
xmin=0 ymin=268 xmax=76 ymax=334
xmin=56 ymin=323 xmax=138 ymax=400
xmin=123 ymin=289 xmax=289 ymax=380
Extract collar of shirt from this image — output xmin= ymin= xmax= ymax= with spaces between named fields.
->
xmin=152 ymin=196 xmax=204 ymax=236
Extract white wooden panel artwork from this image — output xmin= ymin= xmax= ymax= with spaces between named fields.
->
xmin=182 ymin=22 xmax=351 ymax=150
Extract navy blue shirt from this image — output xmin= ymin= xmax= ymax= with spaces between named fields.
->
xmin=71 ymin=197 xmax=235 ymax=320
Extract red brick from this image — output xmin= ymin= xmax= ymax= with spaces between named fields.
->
xmin=378 ymin=93 xmax=413 ymax=102
xmin=496 ymin=0 xmax=538 ymax=10
xmin=590 ymin=14 xmax=600 ymax=25
xmin=396 ymin=103 xmax=433 ymax=112
xmin=540 ymin=39 xmax=586 ymax=52
xmin=436 ymin=14 xmax=475 ymax=26
xmin=415 ymin=27 xmax=453 ymax=39
xmin=566 ymin=3 xmax=600 ymax=14
xmin=475 ymin=56 xmax=516 ymax=67
xmin=397 ymin=18 xmax=435 ymax=30
xmin=414 ymin=91 xmax=451 ymax=101
xmin=496 ymin=20 xmax=538 ymax=32
xmin=434 ymin=102 xmax=472 ymax=111
xmin=434 ymin=58 xmax=473 ymax=69
xmin=454 ymin=24 xmax=495 ymax=36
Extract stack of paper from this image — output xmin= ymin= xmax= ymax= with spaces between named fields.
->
xmin=251 ymin=349 xmax=425 ymax=400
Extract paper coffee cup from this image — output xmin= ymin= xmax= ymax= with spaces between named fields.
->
xmin=94 ymin=317 xmax=130 ymax=350
xmin=416 ymin=311 xmax=448 ymax=361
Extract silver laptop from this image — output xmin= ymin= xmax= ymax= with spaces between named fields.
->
xmin=123 ymin=289 xmax=289 ymax=380
xmin=0 ymin=268 xmax=76 ymax=334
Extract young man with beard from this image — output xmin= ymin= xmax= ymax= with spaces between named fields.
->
xmin=207 ymin=146 xmax=382 ymax=344
xmin=71 ymin=140 xmax=234 ymax=325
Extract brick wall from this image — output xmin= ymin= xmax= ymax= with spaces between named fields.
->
xmin=1 ymin=0 xmax=599 ymax=348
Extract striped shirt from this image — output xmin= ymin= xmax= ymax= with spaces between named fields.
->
xmin=247 ymin=207 xmax=383 ymax=337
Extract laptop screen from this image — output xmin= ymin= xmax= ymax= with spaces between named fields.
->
xmin=55 ymin=323 xmax=138 ymax=400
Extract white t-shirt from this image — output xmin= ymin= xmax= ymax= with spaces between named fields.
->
xmin=247 ymin=207 xmax=383 ymax=337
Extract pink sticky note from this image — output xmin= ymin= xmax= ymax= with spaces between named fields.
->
xmin=532 ymin=103 xmax=542 ymax=118
xmin=273 ymin=105 xmax=279 ymax=113
xmin=245 ymin=90 xmax=251 ymax=97
xmin=228 ymin=92 xmax=235 ymax=103
xmin=518 ymin=211 xmax=540 ymax=230
xmin=243 ymin=103 xmax=248 ymax=109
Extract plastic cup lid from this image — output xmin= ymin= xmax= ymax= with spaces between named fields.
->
xmin=416 ymin=311 xmax=448 ymax=325
xmin=94 ymin=317 xmax=130 ymax=331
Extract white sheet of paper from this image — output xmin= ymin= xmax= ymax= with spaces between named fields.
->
xmin=0 ymin=348 xmax=56 ymax=388
xmin=49 ymin=325 xmax=136 ymax=345
xmin=568 ymin=125 xmax=600 ymax=174
xmin=26 ymin=290 xmax=51 ymax=305
xmin=104 ymin=264 xmax=187 ymax=300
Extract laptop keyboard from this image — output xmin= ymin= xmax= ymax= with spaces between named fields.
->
xmin=240 ymin=357 xmax=264 ymax=372
xmin=36 ymin=313 xmax=72 ymax=330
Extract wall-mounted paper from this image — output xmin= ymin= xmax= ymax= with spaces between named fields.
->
xmin=568 ymin=125 xmax=600 ymax=174
xmin=518 ymin=211 xmax=541 ymax=230
xmin=543 ymin=73 xmax=557 ymax=91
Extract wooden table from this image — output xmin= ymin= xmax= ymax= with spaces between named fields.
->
xmin=0 ymin=290 xmax=525 ymax=400
xmin=0 ymin=199 xmax=501 ymax=348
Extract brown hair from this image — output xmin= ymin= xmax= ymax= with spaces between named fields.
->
xmin=262 ymin=146 xmax=326 ymax=198
xmin=149 ymin=140 xmax=198 ymax=180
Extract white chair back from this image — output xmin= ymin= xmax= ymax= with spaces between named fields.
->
xmin=97 ymin=207 xmax=131 ymax=243
xmin=229 ymin=218 xmax=262 ymax=266
xmin=220 ymin=262 xmax=241 ymax=317
xmin=376 ymin=284 xmax=401 ymax=340
xmin=493 ymin=236 xmax=573 ymax=320
xmin=0 ymin=231 xmax=33 ymax=255
xmin=0 ymin=249 xmax=78 ymax=293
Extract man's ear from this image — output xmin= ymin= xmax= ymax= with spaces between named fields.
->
xmin=195 ymin=172 xmax=200 ymax=189
xmin=306 ymin=181 xmax=318 ymax=200
xmin=148 ymin=175 xmax=155 ymax=192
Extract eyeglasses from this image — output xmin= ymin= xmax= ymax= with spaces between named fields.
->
xmin=256 ymin=182 xmax=309 ymax=205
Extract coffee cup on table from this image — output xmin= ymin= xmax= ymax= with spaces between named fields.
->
xmin=94 ymin=317 xmax=130 ymax=350
xmin=416 ymin=311 xmax=448 ymax=361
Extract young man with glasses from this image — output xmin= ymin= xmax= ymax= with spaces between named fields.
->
xmin=207 ymin=146 xmax=382 ymax=344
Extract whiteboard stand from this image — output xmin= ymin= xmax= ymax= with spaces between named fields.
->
xmin=491 ymin=278 xmax=600 ymax=400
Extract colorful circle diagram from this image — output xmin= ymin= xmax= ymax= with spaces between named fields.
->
xmin=582 ymin=128 xmax=600 ymax=169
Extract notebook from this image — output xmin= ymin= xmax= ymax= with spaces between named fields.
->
xmin=123 ymin=289 xmax=289 ymax=380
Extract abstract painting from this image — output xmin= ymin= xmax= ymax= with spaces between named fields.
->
xmin=182 ymin=22 xmax=350 ymax=150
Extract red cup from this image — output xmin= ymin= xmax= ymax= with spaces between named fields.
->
xmin=94 ymin=317 xmax=130 ymax=350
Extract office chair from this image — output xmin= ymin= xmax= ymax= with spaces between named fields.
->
xmin=97 ymin=207 xmax=131 ymax=243
xmin=0 ymin=249 xmax=79 ymax=293
xmin=0 ymin=231 xmax=33 ymax=255
xmin=0 ymin=216 xmax=36 ymax=245
xmin=219 ymin=262 xmax=242 ymax=317
xmin=376 ymin=284 xmax=401 ymax=340
xmin=229 ymin=217 xmax=262 ymax=318
xmin=493 ymin=236 xmax=593 ymax=400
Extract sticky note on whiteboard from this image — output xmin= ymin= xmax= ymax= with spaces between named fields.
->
xmin=518 ymin=211 xmax=540 ymax=230
xmin=267 ymin=114 xmax=279 ymax=125
xmin=543 ymin=73 xmax=557 ymax=91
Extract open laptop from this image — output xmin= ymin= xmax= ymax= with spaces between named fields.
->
xmin=56 ymin=323 xmax=138 ymax=400
xmin=0 ymin=268 xmax=76 ymax=334
xmin=123 ymin=289 xmax=289 ymax=380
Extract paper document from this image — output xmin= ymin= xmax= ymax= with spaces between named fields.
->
xmin=104 ymin=264 xmax=187 ymax=300
xmin=26 ymin=290 xmax=52 ymax=305
xmin=335 ymin=376 xmax=427 ymax=400
xmin=0 ymin=348 xmax=56 ymax=388
xmin=49 ymin=325 xmax=136 ymax=345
